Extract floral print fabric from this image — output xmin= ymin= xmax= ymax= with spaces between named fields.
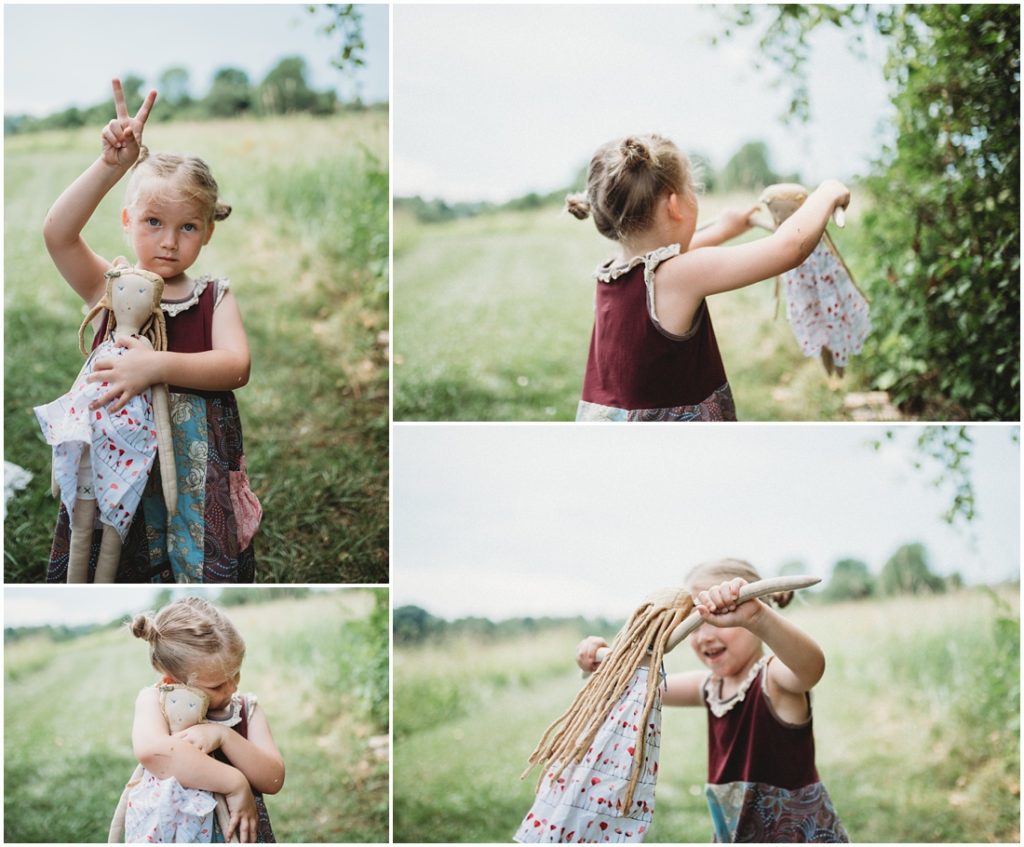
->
xmin=782 ymin=240 xmax=871 ymax=368
xmin=34 ymin=338 xmax=158 ymax=541
xmin=515 ymin=667 xmax=661 ymax=843
xmin=124 ymin=773 xmax=219 ymax=843
xmin=705 ymin=780 xmax=849 ymax=843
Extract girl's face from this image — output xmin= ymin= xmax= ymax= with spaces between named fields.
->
xmin=189 ymin=658 xmax=241 ymax=712
xmin=123 ymin=187 xmax=213 ymax=283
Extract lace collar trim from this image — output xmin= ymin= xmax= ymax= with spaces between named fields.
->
xmin=594 ymin=243 xmax=681 ymax=284
xmin=205 ymin=692 xmax=256 ymax=728
xmin=704 ymin=655 xmax=769 ymax=718
xmin=161 ymin=275 xmax=230 ymax=316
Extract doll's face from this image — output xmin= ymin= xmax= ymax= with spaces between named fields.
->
xmin=110 ymin=271 xmax=161 ymax=333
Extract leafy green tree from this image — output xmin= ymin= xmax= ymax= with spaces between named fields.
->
xmin=720 ymin=140 xmax=780 ymax=191
xmin=879 ymin=542 xmax=945 ymax=595
xmin=158 ymin=66 xmax=192 ymax=108
xmin=824 ymin=558 xmax=875 ymax=600
xmin=204 ymin=67 xmax=254 ymax=117
xmin=393 ymin=605 xmax=445 ymax=644
xmin=259 ymin=56 xmax=320 ymax=114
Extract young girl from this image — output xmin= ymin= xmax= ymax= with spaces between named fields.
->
xmin=42 ymin=78 xmax=261 ymax=582
xmin=128 ymin=596 xmax=283 ymax=842
xmin=577 ymin=559 xmax=848 ymax=842
xmin=568 ymin=134 xmax=850 ymax=421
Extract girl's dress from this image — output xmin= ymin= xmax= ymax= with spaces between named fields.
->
xmin=703 ymin=657 xmax=848 ymax=843
xmin=125 ymin=692 xmax=277 ymax=843
xmin=514 ymin=665 xmax=660 ymax=843
xmin=577 ymin=245 xmax=737 ymax=422
xmin=34 ymin=335 xmax=158 ymax=541
xmin=46 ymin=276 xmax=261 ymax=583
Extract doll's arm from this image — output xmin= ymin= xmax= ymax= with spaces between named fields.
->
xmin=215 ymin=703 xmax=286 ymax=795
xmin=132 ymin=687 xmax=249 ymax=796
xmin=151 ymin=383 xmax=178 ymax=516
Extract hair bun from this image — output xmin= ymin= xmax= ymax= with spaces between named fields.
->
xmin=564 ymin=192 xmax=592 ymax=220
xmin=620 ymin=137 xmax=654 ymax=169
xmin=213 ymin=202 xmax=232 ymax=222
xmin=131 ymin=613 xmax=158 ymax=642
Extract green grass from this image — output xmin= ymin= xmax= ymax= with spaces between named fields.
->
xmin=394 ymin=588 xmax=1020 ymax=842
xmin=393 ymin=192 xmax=878 ymax=421
xmin=4 ymin=114 xmax=388 ymax=582
xmin=4 ymin=590 xmax=389 ymax=843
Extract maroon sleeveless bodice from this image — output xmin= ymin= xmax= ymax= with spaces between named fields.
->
xmin=581 ymin=260 xmax=728 ymax=410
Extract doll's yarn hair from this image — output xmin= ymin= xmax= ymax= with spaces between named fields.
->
xmin=522 ymin=587 xmax=694 ymax=812
xmin=126 ymin=146 xmax=232 ymax=225
xmin=131 ymin=596 xmax=246 ymax=685
xmin=79 ymin=267 xmax=168 ymax=356
xmin=565 ymin=134 xmax=699 ymax=241
xmin=686 ymin=558 xmax=794 ymax=609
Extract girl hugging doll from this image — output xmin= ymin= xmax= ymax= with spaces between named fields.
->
xmin=577 ymin=560 xmax=848 ymax=842
xmin=568 ymin=134 xmax=849 ymax=422
xmin=123 ymin=596 xmax=283 ymax=843
xmin=41 ymin=78 xmax=261 ymax=582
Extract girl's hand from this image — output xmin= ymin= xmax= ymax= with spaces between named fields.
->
xmin=720 ymin=205 xmax=760 ymax=239
xmin=224 ymin=774 xmax=259 ymax=843
xmin=101 ymin=78 xmax=156 ymax=168
xmin=576 ymin=636 xmax=609 ymax=672
xmin=819 ymin=179 xmax=851 ymax=214
xmin=694 ymin=578 xmax=763 ymax=629
xmin=175 ymin=723 xmax=226 ymax=755
xmin=87 ymin=336 xmax=160 ymax=413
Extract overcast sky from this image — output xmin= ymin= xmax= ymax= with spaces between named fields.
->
xmin=4 ymin=3 xmax=388 ymax=115
xmin=394 ymin=425 xmax=1019 ymax=620
xmin=394 ymin=4 xmax=894 ymax=202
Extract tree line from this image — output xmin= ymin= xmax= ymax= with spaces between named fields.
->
xmin=4 ymin=56 xmax=379 ymax=136
xmin=394 ymin=540 xmax=998 ymax=646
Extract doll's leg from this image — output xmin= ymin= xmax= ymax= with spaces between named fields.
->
xmin=93 ymin=523 xmax=123 ymax=583
xmin=67 ymin=498 xmax=97 ymax=583
xmin=67 ymin=450 xmax=98 ymax=583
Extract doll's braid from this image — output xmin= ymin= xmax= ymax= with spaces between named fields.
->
xmin=522 ymin=589 xmax=694 ymax=812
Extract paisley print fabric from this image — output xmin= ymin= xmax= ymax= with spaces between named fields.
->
xmin=515 ymin=667 xmax=660 ymax=843
xmin=706 ymin=780 xmax=849 ymax=843
xmin=576 ymin=383 xmax=737 ymax=422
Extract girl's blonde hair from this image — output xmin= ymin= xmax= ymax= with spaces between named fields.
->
xmin=131 ymin=596 xmax=246 ymax=685
xmin=685 ymin=558 xmax=794 ymax=608
xmin=79 ymin=266 xmax=167 ymax=356
xmin=125 ymin=146 xmax=232 ymax=225
xmin=565 ymin=134 xmax=698 ymax=241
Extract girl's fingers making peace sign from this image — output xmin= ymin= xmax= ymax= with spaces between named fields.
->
xmin=101 ymin=78 xmax=157 ymax=167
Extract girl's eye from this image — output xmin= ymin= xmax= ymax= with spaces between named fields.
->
xmin=147 ymin=218 xmax=160 ymax=226
xmin=182 ymin=223 xmax=196 ymax=233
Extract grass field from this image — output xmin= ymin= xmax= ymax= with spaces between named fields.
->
xmin=394 ymin=588 xmax=1020 ymax=842
xmin=393 ymin=192 xmax=878 ymax=421
xmin=4 ymin=113 xmax=388 ymax=582
xmin=4 ymin=589 xmax=389 ymax=843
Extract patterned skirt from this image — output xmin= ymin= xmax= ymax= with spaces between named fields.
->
xmin=576 ymin=383 xmax=738 ymax=422
xmin=47 ymin=391 xmax=259 ymax=583
xmin=706 ymin=780 xmax=849 ymax=843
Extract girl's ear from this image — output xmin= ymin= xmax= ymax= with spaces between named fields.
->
xmin=665 ymin=193 xmax=684 ymax=222
xmin=203 ymin=222 xmax=215 ymax=246
xmin=121 ymin=207 xmax=131 ymax=230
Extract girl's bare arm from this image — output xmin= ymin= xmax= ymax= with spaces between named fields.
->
xmin=217 ymin=704 xmax=286 ymax=795
xmin=687 ymin=206 xmax=759 ymax=251
xmin=86 ymin=290 xmax=251 ymax=412
xmin=132 ymin=687 xmax=249 ymax=795
xmin=661 ymin=670 xmax=708 ymax=707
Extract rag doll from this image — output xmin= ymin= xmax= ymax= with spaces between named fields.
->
xmin=751 ymin=183 xmax=871 ymax=376
xmin=516 ymin=576 xmax=820 ymax=843
xmin=108 ymin=684 xmax=237 ymax=843
xmin=34 ymin=266 xmax=176 ymax=582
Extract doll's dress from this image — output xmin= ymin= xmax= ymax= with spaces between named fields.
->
xmin=33 ymin=334 xmax=157 ymax=542
xmin=46 ymin=276 xmax=261 ymax=583
xmin=515 ymin=665 xmax=661 ymax=843
xmin=782 ymin=239 xmax=871 ymax=368
xmin=124 ymin=693 xmax=276 ymax=843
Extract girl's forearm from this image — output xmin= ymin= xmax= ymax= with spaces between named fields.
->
xmin=44 ymin=157 xmax=128 ymax=248
xmin=773 ymin=188 xmax=839 ymax=265
xmin=220 ymin=733 xmax=285 ymax=795
xmin=139 ymin=735 xmax=247 ymax=795
xmin=689 ymin=220 xmax=737 ymax=250
xmin=154 ymin=350 xmax=251 ymax=391
xmin=746 ymin=606 xmax=825 ymax=691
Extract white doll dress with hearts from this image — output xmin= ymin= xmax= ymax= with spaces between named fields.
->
xmin=33 ymin=336 xmax=158 ymax=541
xmin=781 ymin=239 xmax=871 ymax=367
xmin=515 ymin=666 xmax=661 ymax=844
